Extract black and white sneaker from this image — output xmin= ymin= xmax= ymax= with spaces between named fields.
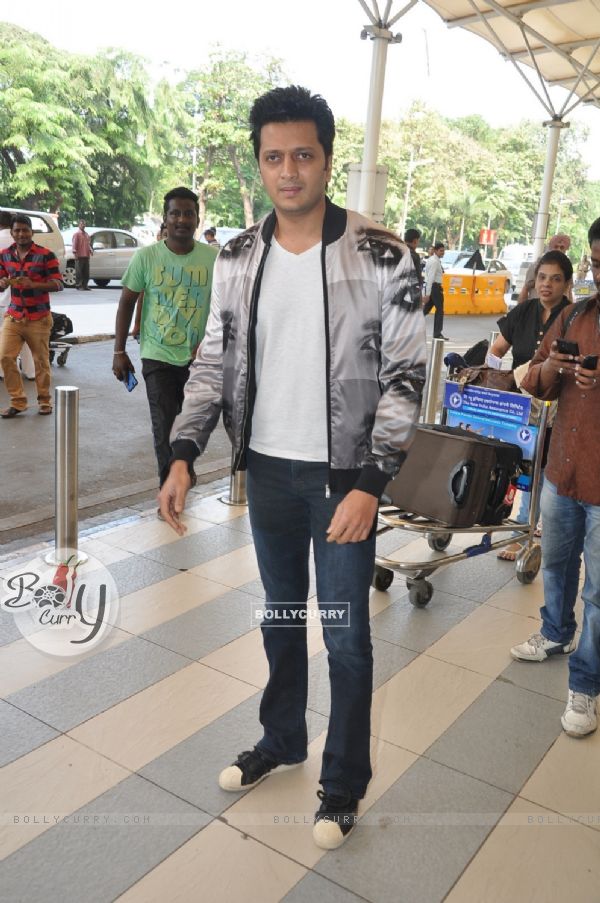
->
xmin=312 ymin=789 xmax=359 ymax=850
xmin=218 ymin=746 xmax=304 ymax=792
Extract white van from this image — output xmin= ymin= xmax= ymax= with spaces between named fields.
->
xmin=0 ymin=207 xmax=66 ymax=268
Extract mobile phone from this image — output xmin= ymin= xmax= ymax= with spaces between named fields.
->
xmin=124 ymin=370 xmax=138 ymax=392
xmin=581 ymin=354 xmax=598 ymax=370
xmin=556 ymin=339 xmax=579 ymax=356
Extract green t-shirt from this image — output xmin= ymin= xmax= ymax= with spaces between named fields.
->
xmin=122 ymin=240 xmax=218 ymax=366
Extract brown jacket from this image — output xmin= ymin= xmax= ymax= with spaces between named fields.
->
xmin=522 ymin=295 xmax=600 ymax=504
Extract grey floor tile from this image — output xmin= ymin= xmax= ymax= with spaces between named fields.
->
xmin=370 ymin=589 xmax=478 ymax=653
xmin=142 ymin=524 xmax=251 ymax=570
xmin=0 ymin=774 xmax=209 ymax=903
xmin=500 ymin=658 xmax=570 ymax=703
xmin=426 ymin=679 xmax=564 ymax=794
xmin=307 ymin=638 xmax=416 ymax=717
xmin=315 ymin=757 xmax=512 ymax=903
xmin=0 ymin=607 xmax=21 ymax=647
xmin=108 ymin=555 xmax=180 ymax=596
xmin=238 ymin=577 xmax=266 ymax=599
xmin=0 ymin=700 xmax=58 ymax=766
xmin=282 ymin=872 xmax=368 ymax=903
xmin=221 ymin=512 xmax=253 ymax=535
xmin=430 ymin=551 xmax=516 ymax=602
xmin=140 ymin=588 xmax=259 ymax=659
xmin=6 ymin=636 xmax=189 ymax=732
xmin=140 ymin=693 xmax=328 ymax=816
xmin=374 ymin=527 xmax=419 ymax=556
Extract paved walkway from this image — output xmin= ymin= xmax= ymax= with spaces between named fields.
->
xmin=1 ymin=485 xmax=598 ymax=901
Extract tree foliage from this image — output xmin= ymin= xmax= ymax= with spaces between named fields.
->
xmin=0 ymin=23 xmax=596 ymax=258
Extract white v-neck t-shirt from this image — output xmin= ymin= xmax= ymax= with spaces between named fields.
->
xmin=249 ymin=237 xmax=328 ymax=461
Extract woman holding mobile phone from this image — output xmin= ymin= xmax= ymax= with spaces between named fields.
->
xmin=488 ymin=250 xmax=573 ymax=560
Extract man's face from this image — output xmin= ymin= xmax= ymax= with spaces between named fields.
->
xmin=549 ymin=236 xmax=570 ymax=253
xmin=590 ymin=239 xmax=600 ymax=291
xmin=405 ymin=237 xmax=419 ymax=251
xmin=435 ymin=245 xmax=445 ymax=258
xmin=165 ymin=198 xmax=199 ymax=242
xmin=257 ymin=120 xmax=332 ymax=219
xmin=78 ymin=220 xmax=86 ymax=230
xmin=11 ymin=221 xmax=33 ymax=248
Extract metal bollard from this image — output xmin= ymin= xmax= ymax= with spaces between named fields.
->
xmin=46 ymin=386 xmax=87 ymax=564
xmin=219 ymin=448 xmax=247 ymax=507
xmin=422 ymin=337 xmax=445 ymax=424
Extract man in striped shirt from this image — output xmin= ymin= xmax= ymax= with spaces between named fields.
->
xmin=0 ymin=214 xmax=63 ymax=417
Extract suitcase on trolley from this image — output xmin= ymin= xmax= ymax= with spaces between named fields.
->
xmin=386 ymin=424 xmax=522 ymax=527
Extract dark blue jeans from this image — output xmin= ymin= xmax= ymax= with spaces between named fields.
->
xmin=247 ymin=449 xmax=374 ymax=799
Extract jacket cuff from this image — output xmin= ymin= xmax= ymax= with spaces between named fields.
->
xmin=161 ymin=439 xmax=200 ymax=487
xmin=354 ymin=461 xmax=404 ymax=499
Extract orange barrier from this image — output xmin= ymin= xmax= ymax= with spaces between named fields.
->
xmin=440 ymin=272 xmax=508 ymax=315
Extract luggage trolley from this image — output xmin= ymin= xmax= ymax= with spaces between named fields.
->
xmin=372 ymin=384 xmax=549 ymax=608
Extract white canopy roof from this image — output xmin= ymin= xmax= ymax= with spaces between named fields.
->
xmin=421 ymin=0 xmax=600 ymax=116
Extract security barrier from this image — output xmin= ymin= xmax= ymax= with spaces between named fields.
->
xmin=441 ymin=272 xmax=508 ymax=315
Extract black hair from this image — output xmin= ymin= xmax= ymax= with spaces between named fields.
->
xmin=163 ymin=186 xmax=199 ymax=218
xmin=588 ymin=217 xmax=600 ymax=246
xmin=534 ymin=249 xmax=573 ymax=282
xmin=249 ymin=85 xmax=335 ymax=160
xmin=433 ymin=241 xmax=445 ymax=251
xmin=404 ymin=228 xmax=421 ymax=243
xmin=0 ymin=210 xmax=13 ymax=228
xmin=11 ymin=214 xmax=32 ymax=229
xmin=204 ymin=228 xmax=216 ymax=237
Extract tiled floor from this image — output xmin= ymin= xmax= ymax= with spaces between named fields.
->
xmin=1 ymin=488 xmax=599 ymax=902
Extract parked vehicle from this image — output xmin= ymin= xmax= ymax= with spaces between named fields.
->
xmin=444 ymin=253 xmax=512 ymax=294
xmin=61 ymin=227 xmax=140 ymax=287
xmin=0 ymin=207 xmax=65 ymax=267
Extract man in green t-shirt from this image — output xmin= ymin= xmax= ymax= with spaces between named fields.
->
xmin=112 ymin=187 xmax=218 ymax=486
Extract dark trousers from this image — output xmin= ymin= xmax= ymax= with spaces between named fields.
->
xmin=75 ymin=257 xmax=90 ymax=289
xmin=246 ymin=449 xmax=374 ymax=799
xmin=141 ymin=358 xmax=190 ymax=484
xmin=424 ymin=282 xmax=444 ymax=337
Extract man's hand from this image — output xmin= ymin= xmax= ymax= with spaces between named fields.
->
xmin=541 ymin=341 xmax=579 ymax=379
xmin=158 ymin=461 xmax=191 ymax=535
xmin=112 ymin=351 xmax=135 ymax=382
xmin=575 ymin=358 xmax=600 ymax=391
xmin=326 ymin=489 xmax=378 ymax=544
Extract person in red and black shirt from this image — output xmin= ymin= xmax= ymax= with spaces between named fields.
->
xmin=0 ymin=214 xmax=63 ymax=417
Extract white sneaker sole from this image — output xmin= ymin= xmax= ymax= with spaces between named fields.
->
xmin=218 ymin=760 xmax=304 ymax=792
xmin=561 ymin=719 xmax=597 ymax=738
xmin=510 ymin=642 xmax=576 ymax=662
xmin=313 ymin=819 xmax=357 ymax=850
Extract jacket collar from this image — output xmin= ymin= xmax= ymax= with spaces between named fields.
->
xmin=260 ymin=197 xmax=347 ymax=248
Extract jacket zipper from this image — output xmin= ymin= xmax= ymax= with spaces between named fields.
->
xmin=321 ymin=243 xmax=332 ymax=498
xmin=233 ymin=240 xmax=271 ymax=473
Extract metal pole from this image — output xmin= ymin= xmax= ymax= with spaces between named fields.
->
xmin=358 ymin=27 xmax=393 ymax=219
xmin=489 ymin=329 xmax=499 ymax=348
xmin=46 ymin=386 xmax=86 ymax=564
xmin=219 ymin=448 xmax=247 ymax=507
xmin=532 ymin=118 xmax=568 ymax=259
xmin=422 ymin=337 xmax=445 ymax=424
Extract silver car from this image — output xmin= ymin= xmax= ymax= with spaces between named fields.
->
xmin=61 ymin=227 xmax=140 ymax=287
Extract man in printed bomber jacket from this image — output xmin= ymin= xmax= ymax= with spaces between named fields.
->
xmin=159 ymin=85 xmax=427 ymax=850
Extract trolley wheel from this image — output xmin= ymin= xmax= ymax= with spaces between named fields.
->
xmin=49 ymin=349 xmax=55 ymax=364
xmin=372 ymin=565 xmax=394 ymax=592
xmin=57 ymin=351 xmax=68 ymax=367
xmin=427 ymin=532 xmax=452 ymax=552
xmin=407 ymin=578 xmax=433 ymax=607
xmin=516 ymin=543 xmax=542 ymax=585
